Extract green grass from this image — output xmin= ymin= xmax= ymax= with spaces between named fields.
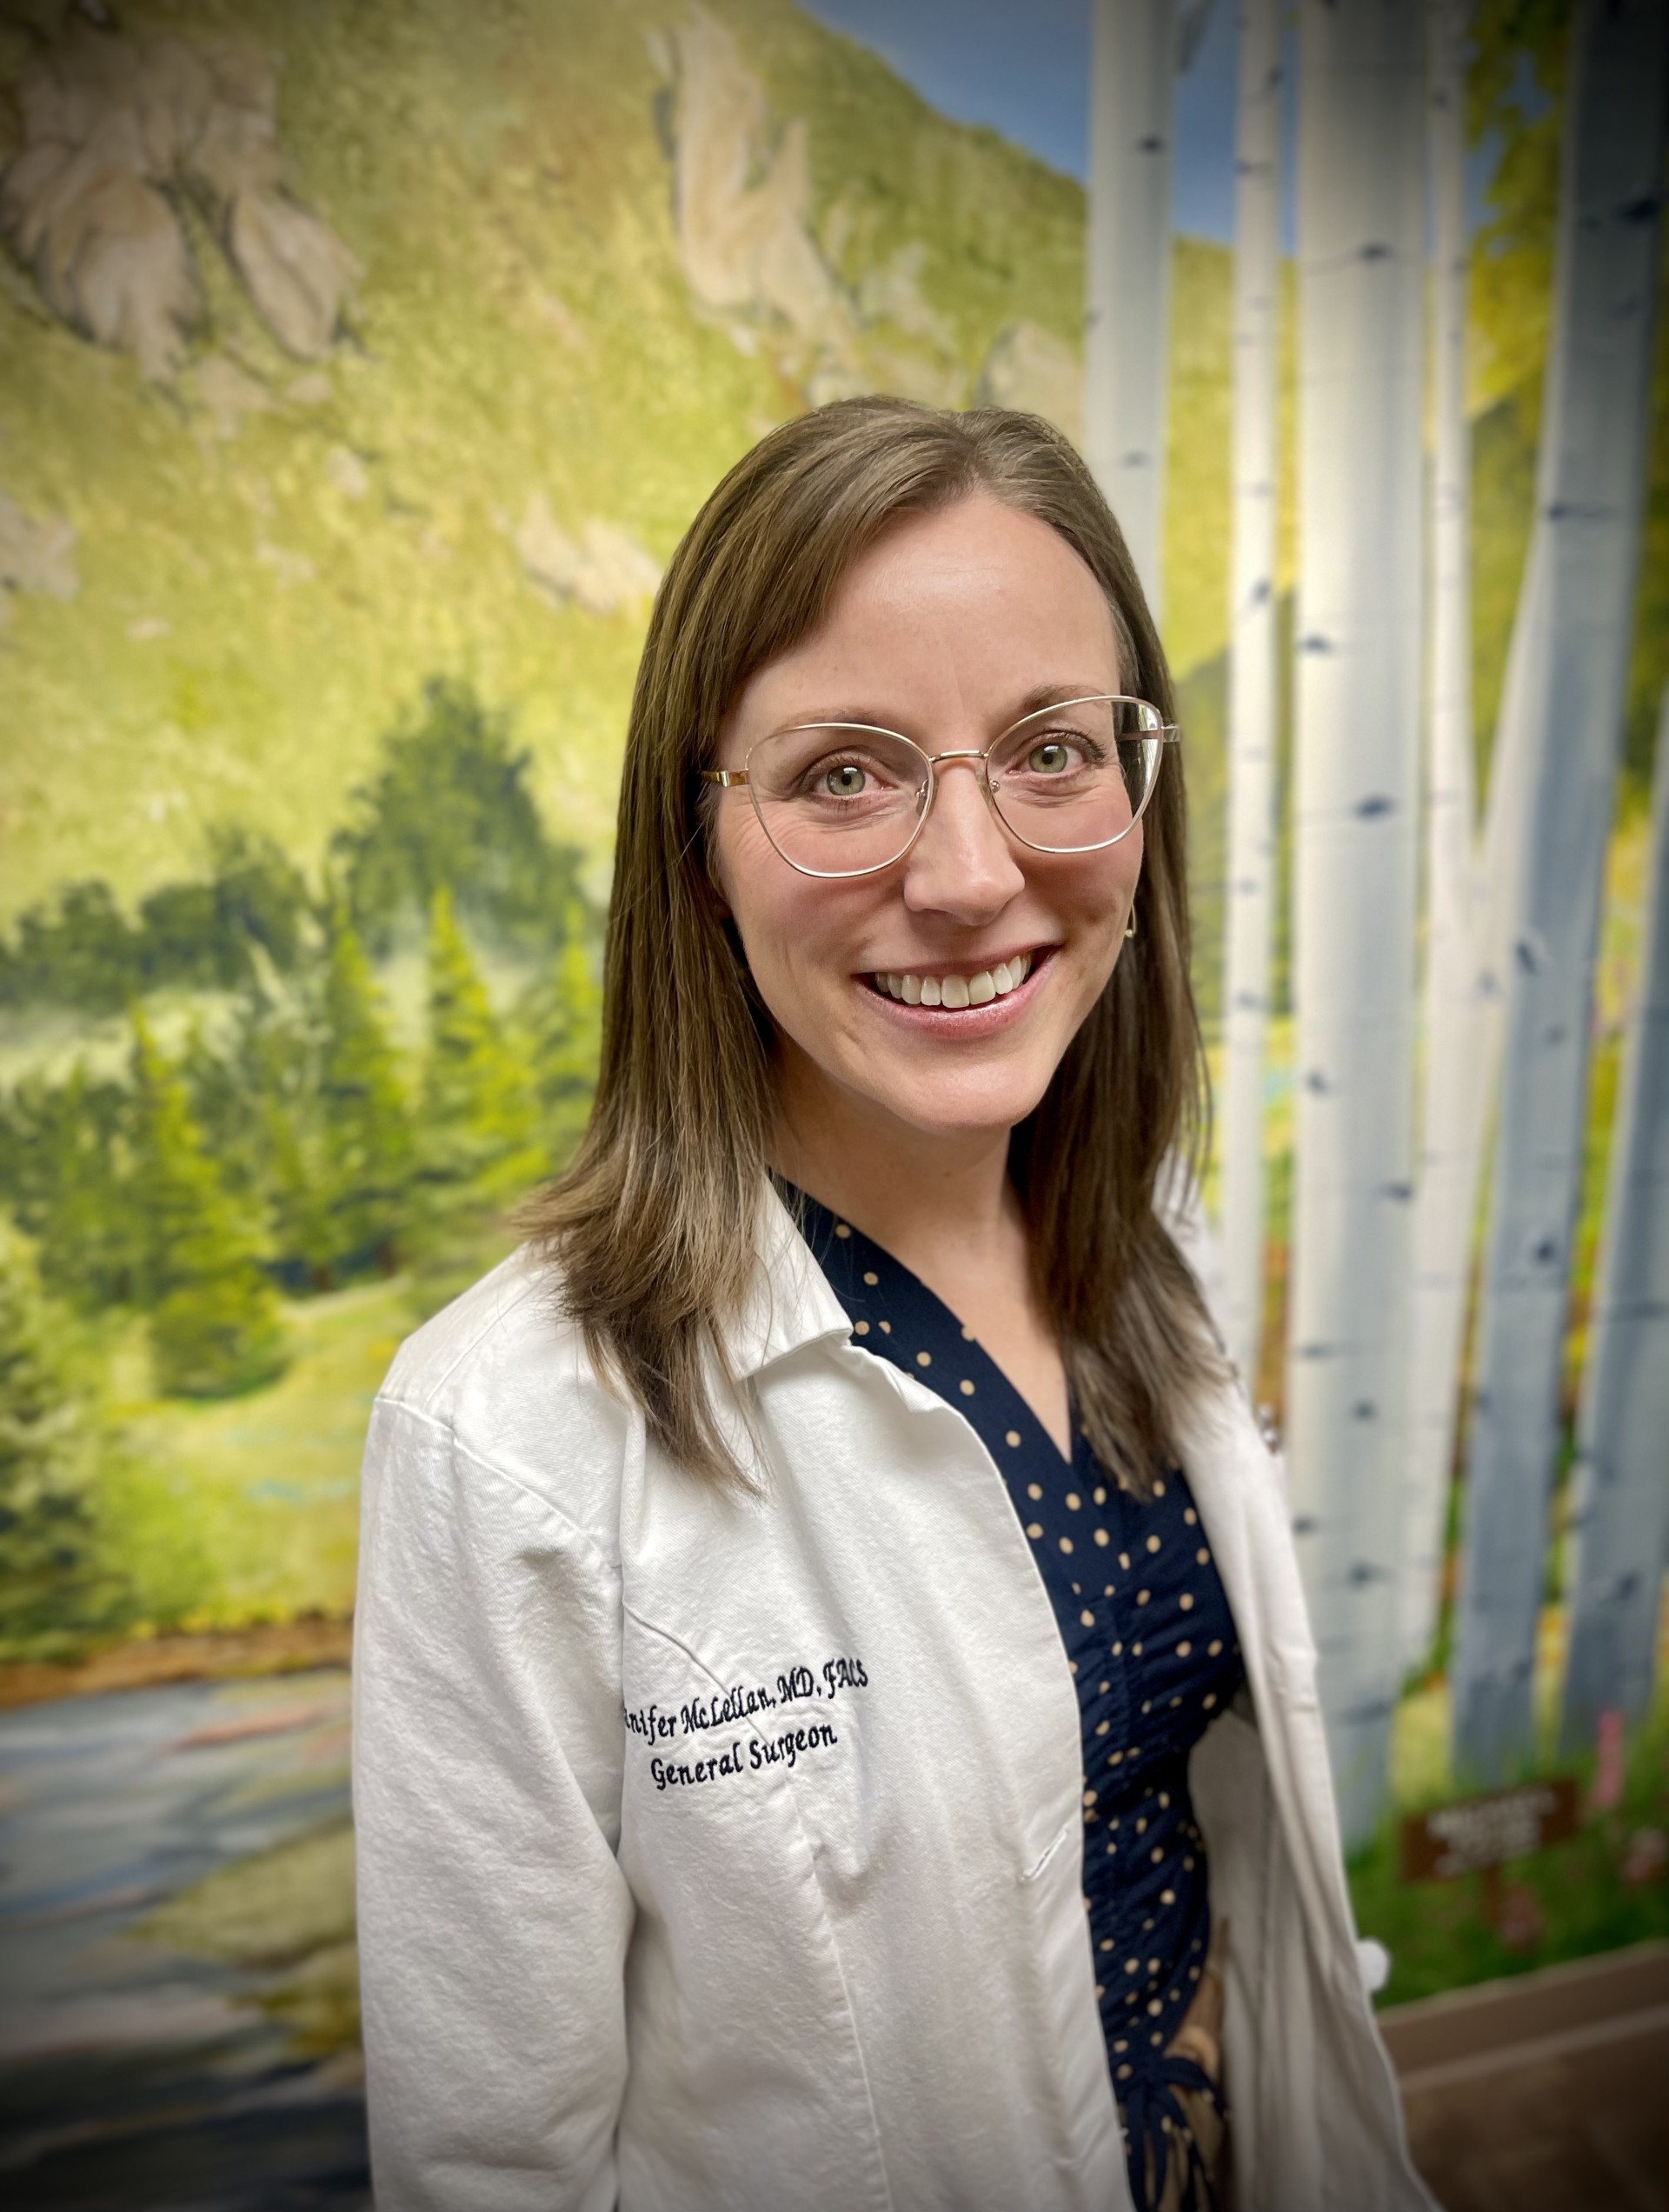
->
xmin=1354 ymin=1682 xmax=1669 ymax=2009
xmin=96 ymin=1276 xmax=411 ymax=1633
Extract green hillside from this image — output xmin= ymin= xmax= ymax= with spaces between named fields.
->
xmin=0 ymin=0 xmax=1157 ymax=923
xmin=8 ymin=0 xmax=1654 ymax=943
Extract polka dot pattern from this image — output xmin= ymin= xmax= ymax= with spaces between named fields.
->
xmin=793 ymin=1189 xmax=1246 ymax=2188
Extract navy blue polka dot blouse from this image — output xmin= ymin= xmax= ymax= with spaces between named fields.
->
xmin=794 ymin=1190 xmax=1247 ymax=2212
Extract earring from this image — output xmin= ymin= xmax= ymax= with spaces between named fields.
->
xmin=1124 ymin=909 xmax=1138 ymax=941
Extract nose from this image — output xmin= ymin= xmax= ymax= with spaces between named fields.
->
xmin=900 ymin=756 xmax=1026 ymax=923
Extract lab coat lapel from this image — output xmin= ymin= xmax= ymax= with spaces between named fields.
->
xmin=1177 ymin=1380 xmax=1359 ymax=1962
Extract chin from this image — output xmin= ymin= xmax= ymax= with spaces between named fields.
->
xmin=867 ymin=1071 xmax=1054 ymax=1143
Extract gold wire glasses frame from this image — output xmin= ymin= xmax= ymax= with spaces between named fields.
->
xmin=701 ymin=693 xmax=1180 ymax=881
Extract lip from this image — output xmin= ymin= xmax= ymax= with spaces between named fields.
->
xmin=858 ymin=946 xmax=1054 ymax=1033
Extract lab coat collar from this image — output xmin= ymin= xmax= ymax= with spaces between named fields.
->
xmin=720 ymin=1178 xmax=855 ymax=1379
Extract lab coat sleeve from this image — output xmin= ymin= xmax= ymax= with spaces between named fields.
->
xmin=353 ymin=1392 xmax=632 ymax=2212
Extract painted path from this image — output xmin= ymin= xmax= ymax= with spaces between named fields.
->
xmin=0 ymin=1668 xmax=369 ymax=2209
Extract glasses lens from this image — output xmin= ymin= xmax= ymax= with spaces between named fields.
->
xmin=987 ymin=696 xmax=1161 ymax=852
xmin=748 ymin=724 xmax=928 ymax=876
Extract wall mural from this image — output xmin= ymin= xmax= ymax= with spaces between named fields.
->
xmin=0 ymin=0 xmax=1665 ymax=2200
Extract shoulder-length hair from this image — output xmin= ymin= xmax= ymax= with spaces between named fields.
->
xmin=522 ymin=396 xmax=1221 ymax=1491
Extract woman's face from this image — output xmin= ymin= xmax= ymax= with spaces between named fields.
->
xmin=710 ymin=493 xmax=1144 ymax=1149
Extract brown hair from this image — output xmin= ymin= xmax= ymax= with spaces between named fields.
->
xmin=522 ymin=397 xmax=1222 ymax=1490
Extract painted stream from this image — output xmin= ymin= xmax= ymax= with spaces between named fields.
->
xmin=0 ymin=1668 xmax=369 ymax=2209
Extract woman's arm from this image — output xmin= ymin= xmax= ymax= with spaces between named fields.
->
xmin=353 ymin=1393 xmax=633 ymax=2212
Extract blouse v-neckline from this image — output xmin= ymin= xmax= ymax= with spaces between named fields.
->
xmin=779 ymin=1184 xmax=1077 ymax=1468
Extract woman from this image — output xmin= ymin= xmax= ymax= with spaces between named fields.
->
xmin=353 ymin=399 xmax=1434 ymax=2212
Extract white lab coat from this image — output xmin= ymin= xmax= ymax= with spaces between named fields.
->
xmin=353 ymin=1183 xmax=1437 ymax=2212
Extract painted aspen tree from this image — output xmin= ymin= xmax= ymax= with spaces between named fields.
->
xmin=1452 ymin=0 xmax=1669 ymax=1784
xmin=1561 ymin=692 xmax=1669 ymax=1755
xmin=1085 ymin=0 xmax=1176 ymax=616
xmin=1220 ymin=0 xmax=1282 ymax=1385
xmin=1289 ymin=0 xmax=1426 ymax=1845
xmin=1400 ymin=508 xmax=1552 ymax=1668
xmin=1400 ymin=0 xmax=1477 ymax=1670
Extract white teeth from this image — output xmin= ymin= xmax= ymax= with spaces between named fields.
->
xmin=874 ymin=952 xmax=1036 ymax=1008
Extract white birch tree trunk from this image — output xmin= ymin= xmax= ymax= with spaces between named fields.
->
xmin=1402 ymin=523 xmax=1553 ymax=1661
xmin=1288 ymin=0 xmax=1426 ymax=1847
xmin=1560 ymin=690 xmax=1669 ymax=1754
xmin=1451 ymin=0 xmax=1669 ymax=1785
xmin=1086 ymin=0 xmax=1176 ymax=618
xmin=1400 ymin=0 xmax=1477 ymax=1671
xmin=1220 ymin=0 xmax=1283 ymax=1384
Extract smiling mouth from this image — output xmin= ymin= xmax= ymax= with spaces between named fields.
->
xmin=865 ymin=949 xmax=1038 ymax=1009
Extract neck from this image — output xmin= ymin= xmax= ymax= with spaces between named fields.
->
xmin=768 ymin=1056 xmax=1023 ymax=1280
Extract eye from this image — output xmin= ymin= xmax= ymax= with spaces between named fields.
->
xmin=1027 ymin=739 xmax=1075 ymax=775
xmin=825 ymin=763 xmax=868 ymax=797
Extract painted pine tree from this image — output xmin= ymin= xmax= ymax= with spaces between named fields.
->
xmin=528 ymin=902 xmax=603 ymax=1172
xmin=0 ymin=1217 xmax=119 ymax=1656
xmin=130 ymin=1014 xmax=287 ymax=1398
xmin=1288 ymin=0 xmax=1426 ymax=1843
xmin=1085 ymin=0 xmax=1175 ymax=615
xmin=413 ymin=889 xmax=544 ymax=1310
xmin=246 ymin=996 xmax=340 ymax=1292
xmin=316 ymin=916 xmax=412 ymax=1280
xmin=1400 ymin=0 xmax=1477 ymax=1669
xmin=1560 ymin=691 xmax=1669 ymax=1753
xmin=1219 ymin=0 xmax=1282 ymax=1386
xmin=0 ymin=1065 xmax=137 ymax=1310
xmin=1452 ymin=0 xmax=1669 ymax=1782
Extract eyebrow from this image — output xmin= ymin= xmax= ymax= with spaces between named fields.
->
xmin=773 ymin=682 xmax=1117 ymax=737
xmin=1005 ymin=681 xmax=1119 ymax=722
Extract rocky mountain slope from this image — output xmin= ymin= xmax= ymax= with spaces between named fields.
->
xmin=0 ymin=0 xmax=1249 ymax=923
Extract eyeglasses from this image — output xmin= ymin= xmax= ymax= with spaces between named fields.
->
xmin=701 ymin=694 xmax=1179 ymax=880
